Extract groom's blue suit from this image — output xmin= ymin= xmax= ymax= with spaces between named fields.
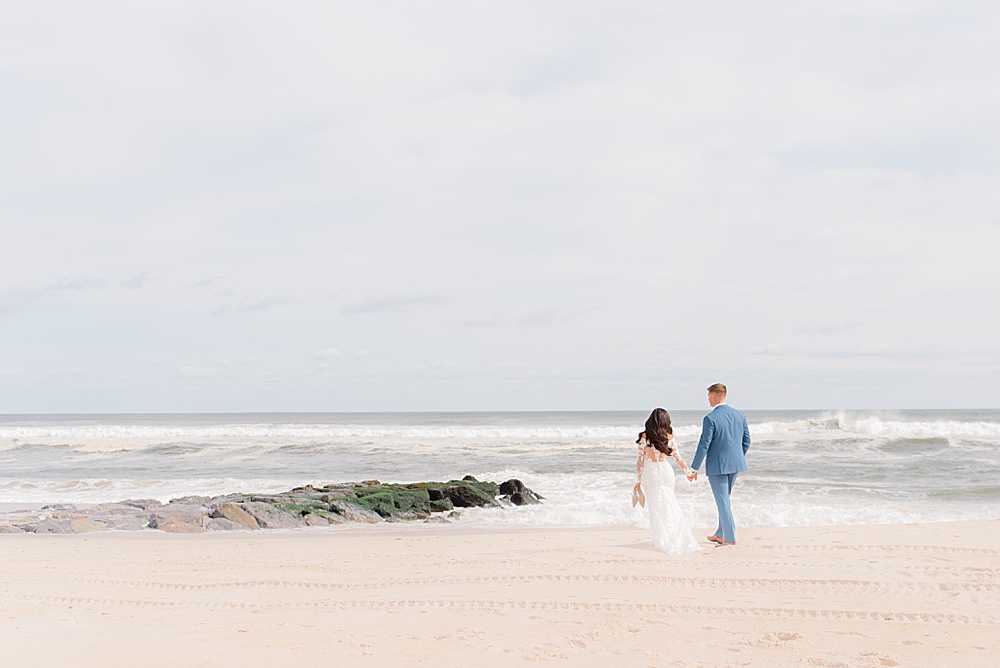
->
xmin=690 ymin=404 xmax=751 ymax=543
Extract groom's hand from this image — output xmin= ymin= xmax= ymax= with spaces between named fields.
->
xmin=687 ymin=471 xmax=698 ymax=482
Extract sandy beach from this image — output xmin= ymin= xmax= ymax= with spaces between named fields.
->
xmin=2 ymin=519 xmax=997 ymax=667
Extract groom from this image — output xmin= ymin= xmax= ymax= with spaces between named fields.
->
xmin=687 ymin=383 xmax=751 ymax=546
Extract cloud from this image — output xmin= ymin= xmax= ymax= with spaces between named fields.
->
xmin=340 ymin=294 xmax=448 ymax=315
xmin=795 ymin=319 xmax=860 ymax=336
xmin=2 ymin=3 xmax=1000 ymax=409
xmin=464 ymin=314 xmax=504 ymax=327
xmin=0 ymin=276 xmax=108 ymax=317
xmin=176 ymin=366 xmax=223 ymax=378
xmin=188 ymin=276 xmax=223 ymax=289
xmin=746 ymin=344 xmax=944 ymax=360
xmin=517 ymin=307 xmax=593 ymax=327
xmin=42 ymin=367 xmax=87 ymax=376
xmin=314 ymin=348 xmax=340 ymax=358
xmin=121 ymin=272 xmax=149 ymax=290
xmin=45 ymin=277 xmax=108 ymax=292
xmin=213 ymin=297 xmax=290 ymax=315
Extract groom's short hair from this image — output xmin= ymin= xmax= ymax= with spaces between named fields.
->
xmin=707 ymin=383 xmax=727 ymax=396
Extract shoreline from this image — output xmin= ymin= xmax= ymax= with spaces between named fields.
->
xmin=3 ymin=519 xmax=998 ymax=666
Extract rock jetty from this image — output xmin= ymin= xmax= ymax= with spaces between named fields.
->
xmin=0 ymin=477 xmax=543 ymax=534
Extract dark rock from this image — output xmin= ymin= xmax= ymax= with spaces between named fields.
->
xmin=499 ymin=479 xmax=543 ymax=505
xmin=0 ymin=524 xmax=26 ymax=533
xmin=442 ymin=480 xmax=499 ymax=508
xmin=498 ymin=479 xmax=524 ymax=496
xmin=462 ymin=475 xmax=479 ymax=482
xmin=429 ymin=498 xmax=454 ymax=513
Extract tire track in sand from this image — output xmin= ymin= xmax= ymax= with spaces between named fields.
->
xmin=4 ymin=593 xmax=996 ymax=625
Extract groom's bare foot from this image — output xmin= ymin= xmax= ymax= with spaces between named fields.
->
xmin=707 ymin=535 xmax=723 ymax=544
xmin=716 ymin=541 xmax=736 ymax=546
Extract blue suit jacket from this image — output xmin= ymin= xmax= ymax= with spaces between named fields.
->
xmin=690 ymin=404 xmax=751 ymax=476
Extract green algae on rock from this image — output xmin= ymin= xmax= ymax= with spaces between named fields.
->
xmin=0 ymin=477 xmax=542 ymax=534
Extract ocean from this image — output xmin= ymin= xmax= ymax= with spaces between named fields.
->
xmin=1 ymin=409 xmax=998 ymax=529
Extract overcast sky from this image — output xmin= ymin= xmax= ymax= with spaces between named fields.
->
xmin=2 ymin=1 xmax=999 ymax=412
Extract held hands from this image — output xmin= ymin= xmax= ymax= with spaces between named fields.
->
xmin=687 ymin=470 xmax=698 ymax=482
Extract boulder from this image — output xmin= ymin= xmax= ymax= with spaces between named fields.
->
xmin=499 ymin=479 xmax=543 ymax=506
xmin=0 ymin=476 xmax=542 ymax=534
xmin=26 ymin=519 xmax=75 ymax=534
xmin=429 ymin=498 xmax=454 ymax=513
xmin=206 ymin=518 xmax=244 ymax=531
xmin=95 ymin=503 xmax=149 ymax=515
xmin=155 ymin=521 xmax=206 ymax=533
xmin=239 ymin=502 xmax=306 ymax=529
xmin=303 ymin=513 xmax=330 ymax=526
xmin=211 ymin=503 xmax=261 ymax=530
xmin=148 ymin=504 xmax=209 ymax=530
xmin=70 ymin=518 xmax=110 ymax=533
xmin=169 ymin=495 xmax=212 ymax=505
xmin=120 ymin=499 xmax=162 ymax=510
xmin=328 ymin=500 xmax=382 ymax=524
xmin=354 ymin=486 xmax=432 ymax=519
xmin=105 ymin=517 xmax=149 ymax=531
xmin=306 ymin=509 xmax=349 ymax=525
xmin=441 ymin=480 xmax=499 ymax=508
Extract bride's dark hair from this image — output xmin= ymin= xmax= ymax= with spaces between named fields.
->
xmin=637 ymin=408 xmax=674 ymax=455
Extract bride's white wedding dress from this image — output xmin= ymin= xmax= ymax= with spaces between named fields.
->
xmin=637 ymin=445 xmax=701 ymax=555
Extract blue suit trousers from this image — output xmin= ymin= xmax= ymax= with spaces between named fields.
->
xmin=709 ymin=473 xmax=739 ymax=543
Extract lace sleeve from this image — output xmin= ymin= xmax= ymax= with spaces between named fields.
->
xmin=635 ymin=445 xmax=645 ymax=486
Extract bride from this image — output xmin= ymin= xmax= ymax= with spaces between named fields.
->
xmin=633 ymin=408 xmax=701 ymax=554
